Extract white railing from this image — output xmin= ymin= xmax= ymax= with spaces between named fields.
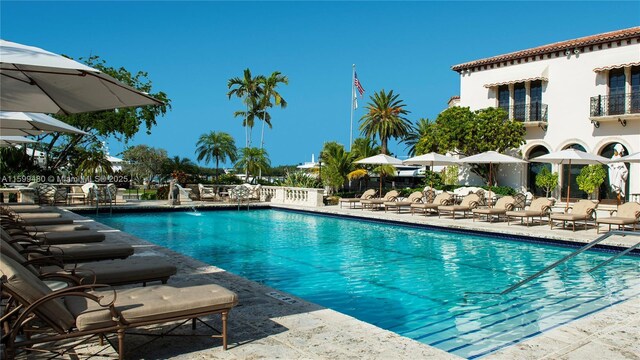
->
xmin=261 ymin=186 xmax=324 ymax=207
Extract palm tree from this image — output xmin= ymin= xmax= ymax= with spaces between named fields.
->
xmin=76 ymin=150 xmax=113 ymax=178
xmin=359 ymin=89 xmax=412 ymax=154
xmin=235 ymin=147 xmax=270 ymax=183
xmin=320 ymin=141 xmax=355 ymax=193
xmin=227 ymin=69 xmax=265 ymax=147
xmin=404 ymin=118 xmax=432 ymax=157
xmin=166 ymin=156 xmax=196 ymax=173
xmin=258 ymin=71 xmax=288 ymax=149
xmin=195 ymin=131 xmax=238 ymax=181
xmin=350 ymin=137 xmax=381 ymax=160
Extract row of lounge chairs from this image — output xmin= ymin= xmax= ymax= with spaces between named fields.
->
xmin=0 ymin=204 xmax=238 ymax=359
xmin=339 ymin=189 xmax=640 ymax=233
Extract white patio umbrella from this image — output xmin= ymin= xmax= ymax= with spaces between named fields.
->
xmin=403 ymin=152 xmax=457 ymax=189
xmin=0 ymin=135 xmax=36 ymax=147
xmin=530 ymin=149 xmax=609 ymax=209
xmin=456 ymin=151 xmax=527 ymax=206
xmin=355 ymin=154 xmax=403 ymax=196
xmin=0 ymin=111 xmax=87 ymax=136
xmin=0 ymin=40 xmax=163 ymax=114
xmin=609 ymin=151 xmax=640 ymax=163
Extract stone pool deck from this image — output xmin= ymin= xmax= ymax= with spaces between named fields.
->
xmin=46 ymin=202 xmax=640 ymax=359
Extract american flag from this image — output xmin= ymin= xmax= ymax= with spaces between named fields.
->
xmin=354 ymin=72 xmax=365 ymax=97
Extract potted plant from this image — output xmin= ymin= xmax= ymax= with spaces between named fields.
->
xmin=576 ymin=165 xmax=606 ymax=200
xmin=535 ymin=167 xmax=559 ymax=198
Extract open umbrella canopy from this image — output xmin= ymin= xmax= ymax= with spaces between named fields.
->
xmin=355 ymin=154 xmax=403 ymax=165
xmin=0 ymin=40 xmax=163 ymax=114
xmin=529 ymin=149 xmax=609 ymax=165
xmin=0 ymin=135 xmax=37 ymax=147
xmin=403 ymin=152 xmax=457 ymax=166
xmin=456 ymin=151 xmax=527 ymax=165
xmin=609 ymin=151 xmax=640 ymax=163
xmin=0 ymin=111 xmax=87 ymax=136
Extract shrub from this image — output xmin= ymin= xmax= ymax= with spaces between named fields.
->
xmin=576 ymin=165 xmax=606 ymax=199
xmin=217 ymin=174 xmax=243 ymax=185
xmin=422 ymin=170 xmax=443 ymax=189
xmin=535 ymin=167 xmax=559 ymax=197
xmin=140 ymin=192 xmax=158 ymax=200
xmin=441 ymin=165 xmax=458 ymax=186
xmin=484 ymin=185 xmax=516 ymax=196
xmin=156 ymin=186 xmax=169 ymax=200
xmin=282 ymin=171 xmax=321 ymax=188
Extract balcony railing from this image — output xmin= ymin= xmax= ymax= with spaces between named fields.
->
xmin=499 ymin=102 xmax=548 ymax=123
xmin=590 ymin=93 xmax=640 ymax=117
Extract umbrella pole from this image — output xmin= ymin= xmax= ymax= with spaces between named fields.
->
xmin=565 ymin=159 xmax=572 ymax=211
xmin=489 ymin=162 xmax=493 ymax=208
xmin=379 ymin=174 xmax=383 ymax=197
xmin=429 ymin=161 xmax=433 ymax=190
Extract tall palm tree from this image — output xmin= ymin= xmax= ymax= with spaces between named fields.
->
xmin=195 ymin=131 xmax=238 ymax=181
xmin=404 ymin=118 xmax=432 ymax=157
xmin=235 ymin=147 xmax=270 ymax=184
xmin=359 ymin=89 xmax=412 ymax=155
xmin=227 ymin=69 xmax=265 ymax=147
xmin=258 ymin=71 xmax=288 ymax=149
xmin=166 ymin=156 xmax=196 ymax=173
xmin=76 ymin=150 xmax=113 ymax=178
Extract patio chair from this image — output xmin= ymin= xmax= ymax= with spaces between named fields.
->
xmin=384 ymin=191 xmax=423 ymax=213
xmin=549 ymin=199 xmax=599 ymax=231
xmin=199 ymin=183 xmax=219 ymax=201
xmin=595 ymin=202 xmax=640 ymax=234
xmin=1 ymin=239 xmax=177 ymax=287
xmin=505 ymin=197 xmax=555 ymax=226
xmin=339 ymin=189 xmax=377 ymax=209
xmin=438 ymin=193 xmax=480 ymax=219
xmin=472 ymin=196 xmax=515 ymax=223
xmin=423 ymin=189 xmax=436 ymax=204
xmin=0 ymin=254 xmax=238 ymax=359
xmin=410 ymin=192 xmax=453 ymax=215
xmin=360 ymin=190 xmax=400 ymax=210
xmin=512 ymin=193 xmax=527 ymax=211
xmin=67 ymin=185 xmax=87 ymax=204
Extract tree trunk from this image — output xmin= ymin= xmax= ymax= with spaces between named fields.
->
xmin=381 ymin=138 xmax=388 ymax=155
xmin=215 ymin=158 xmax=219 ymax=182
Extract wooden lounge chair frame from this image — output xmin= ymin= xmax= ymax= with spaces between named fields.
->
xmin=383 ymin=191 xmax=423 ymax=213
xmin=595 ymin=202 xmax=640 ymax=234
xmin=360 ymin=190 xmax=400 ymax=211
xmin=505 ymin=198 xmax=555 ymax=227
xmin=338 ymin=189 xmax=377 ymax=209
xmin=410 ymin=192 xmax=452 ymax=216
xmin=549 ymin=199 xmax=599 ymax=232
xmin=1 ymin=255 xmax=238 ymax=359
xmin=437 ymin=193 xmax=480 ymax=219
xmin=472 ymin=196 xmax=515 ymax=223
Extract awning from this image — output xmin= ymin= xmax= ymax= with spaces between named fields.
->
xmin=483 ymin=66 xmax=549 ymax=88
xmin=593 ymin=62 xmax=640 ymax=72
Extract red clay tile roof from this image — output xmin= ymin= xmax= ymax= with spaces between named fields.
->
xmin=452 ymin=27 xmax=640 ymax=72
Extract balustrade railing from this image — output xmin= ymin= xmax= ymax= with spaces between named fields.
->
xmin=500 ymin=102 xmax=548 ymax=123
xmin=590 ymin=93 xmax=640 ymax=117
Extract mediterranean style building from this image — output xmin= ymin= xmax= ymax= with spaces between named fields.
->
xmin=451 ymin=27 xmax=639 ymax=204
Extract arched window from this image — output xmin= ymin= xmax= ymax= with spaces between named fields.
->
xmin=561 ymin=144 xmax=587 ymax=201
xmin=599 ymin=143 xmax=630 ymax=204
xmin=527 ymin=146 xmax=550 ymax=196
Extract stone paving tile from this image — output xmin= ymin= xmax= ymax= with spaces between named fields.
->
xmin=44 ymin=203 xmax=639 ymax=359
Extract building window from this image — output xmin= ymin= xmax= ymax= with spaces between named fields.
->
xmin=631 ymin=66 xmax=639 ymax=113
xmin=530 ymin=81 xmax=543 ymax=121
xmin=498 ymin=85 xmax=509 ymax=118
xmin=608 ymin=68 xmax=625 ymax=115
xmin=513 ymin=83 xmax=526 ymax=121
xmin=561 ymin=144 xmax=587 ymax=201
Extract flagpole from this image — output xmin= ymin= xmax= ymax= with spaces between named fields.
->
xmin=350 ymin=64 xmax=355 ymax=151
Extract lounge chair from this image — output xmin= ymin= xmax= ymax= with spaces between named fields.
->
xmin=1 ymin=229 xmax=134 ymax=263
xmin=472 ymin=196 xmax=515 ymax=223
xmin=1 ymin=239 xmax=177 ymax=286
xmin=410 ymin=192 xmax=453 ymax=215
xmin=438 ymin=193 xmax=480 ymax=219
xmin=360 ymin=190 xmax=400 ymax=210
xmin=505 ymin=197 xmax=555 ymax=226
xmin=384 ymin=191 xmax=423 ymax=213
xmin=10 ymin=228 xmax=106 ymax=245
xmin=596 ymin=202 xmax=640 ymax=234
xmin=1 ymin=254 xmax=238 ymax=358
xmin=339 ymin=189 xmax=377 ymax=208
xmin=549 ymin=199 xmax=599 ymax=231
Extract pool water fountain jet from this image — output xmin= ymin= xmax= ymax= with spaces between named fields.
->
xmin=187 ymin=205 xmax=202 ymax=216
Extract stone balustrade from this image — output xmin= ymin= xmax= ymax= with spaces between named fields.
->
xmin=261 ymin=186 xmax=324 ymax=207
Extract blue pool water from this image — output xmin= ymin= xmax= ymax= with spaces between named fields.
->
xmin=91 ymin=209 xmax=640 ymax=358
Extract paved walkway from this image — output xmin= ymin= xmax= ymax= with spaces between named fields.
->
xmin=41 ymin=202 xmax=640 ymax=359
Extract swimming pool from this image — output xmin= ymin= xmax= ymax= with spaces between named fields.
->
xmin=91 ymin=209 xmax=640 ymax=359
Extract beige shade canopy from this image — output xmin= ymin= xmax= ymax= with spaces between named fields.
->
xmin=0 ymin=135 xmax=37 ymax=147
xmin=0 ymin=111 xmax=87 ymax=136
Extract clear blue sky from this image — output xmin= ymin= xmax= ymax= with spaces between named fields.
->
xmin=2 ymin=1 xmax=639 ymax=167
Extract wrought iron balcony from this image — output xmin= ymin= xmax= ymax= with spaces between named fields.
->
xmin=499 ymin=102 xmax=548 ymax=127
xmin=590 ymin=93 xmax=640 ymax=117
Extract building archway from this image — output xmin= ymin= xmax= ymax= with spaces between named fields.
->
xmin=599 ymin=142 xmax=630 ymax=204
xmin=561 ymin=143 xmax=587 ymax=201
xmin=526 ymin=145 xmax=551 ymax=196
